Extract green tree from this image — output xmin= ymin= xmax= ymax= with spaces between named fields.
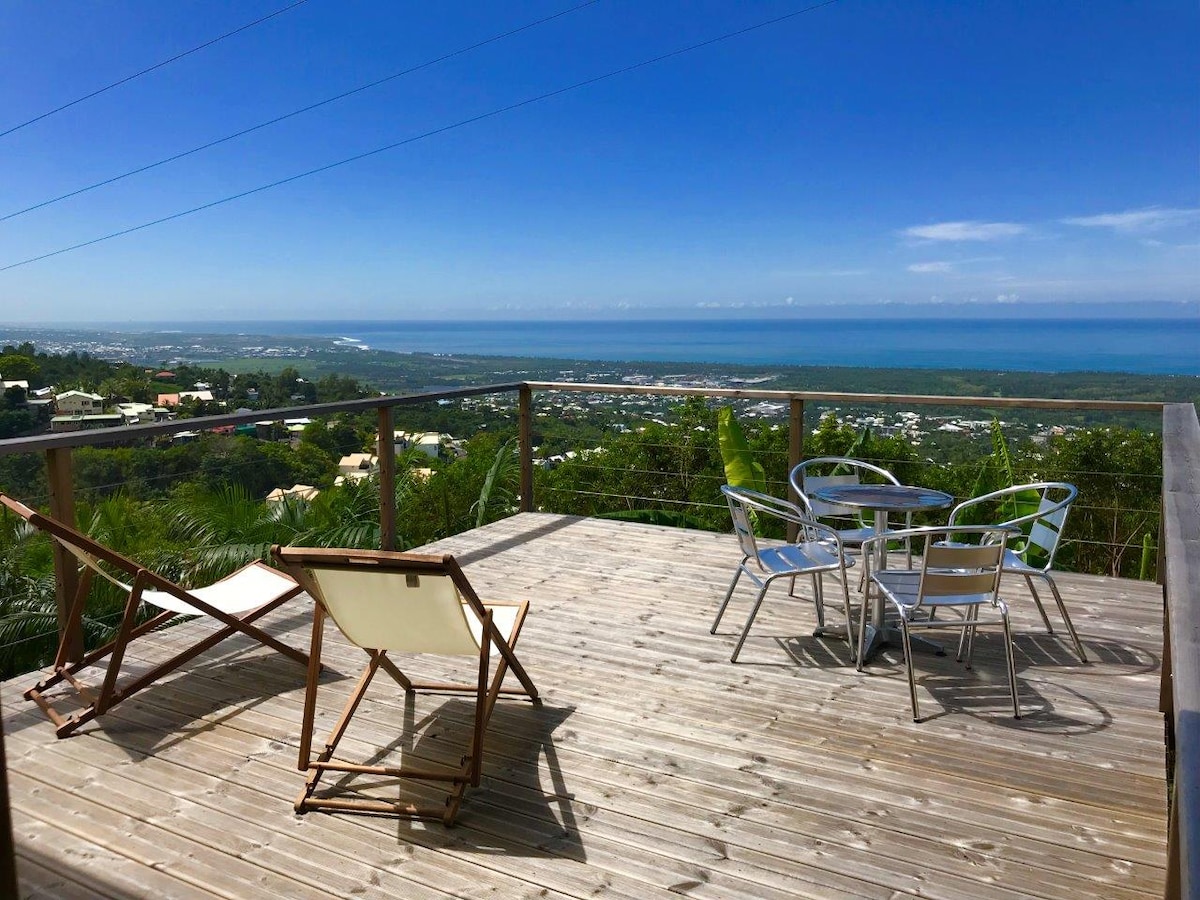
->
xmin=0 ymin=353 xmax=39 ymax=382
xmin=1039 ymin=427 xmax=1162 ymax=578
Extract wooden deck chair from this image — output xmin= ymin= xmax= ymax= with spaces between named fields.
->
xmin=0 ymin=494 xmax=308 ymax=739
xmin=272 ymin=546 xmax=539 ymax=825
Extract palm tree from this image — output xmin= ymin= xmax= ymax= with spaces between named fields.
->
xmin=0 ymin=494 xmax=170 ymax=679
xmin=163 ymin=484 xmax=299 ymax=586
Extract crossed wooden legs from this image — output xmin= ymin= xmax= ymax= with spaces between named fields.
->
xmin=26 ymin=569 xmax=307 ymax=739
xmin=294 ymin=602 xmax=538 ymax=825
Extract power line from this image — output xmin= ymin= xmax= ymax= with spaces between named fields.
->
xmin=0 ymin=0 xmax=843 ymax=274
xmin=0 ymin=0 xmax=311 ymax=141
xmin=0 ymin=0 xmax=602 ymax=223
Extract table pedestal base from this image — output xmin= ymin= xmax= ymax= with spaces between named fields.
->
xmin=814 ymin=623 xmax=946 ymax=664
xmin=860 ymin=623 xmax=946 ymax=663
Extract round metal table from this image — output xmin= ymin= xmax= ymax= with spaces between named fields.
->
xmin=810 ymin=483 xmax=954 ymax=662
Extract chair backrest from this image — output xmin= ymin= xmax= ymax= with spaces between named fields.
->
xmin=913 ymin=528 xmax=1008 ymax=610
xmin=720 ymin=485 xmax=830 ymax=568
xmin=790 ymin=457 xmax=901 ymax=519
xmin=948 ymin=482 xmax=1076 ymax=570
xmin=273 ymin=547 xmax=487 ymax=656
xmin=1023 ymin=485 xmax=1075 ymax=566
xmin=722 ymin=485 xmax=762 ymax=562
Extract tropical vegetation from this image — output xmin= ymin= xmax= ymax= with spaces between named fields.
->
xmin=0 ymin=345 xmax=1167 ymax=681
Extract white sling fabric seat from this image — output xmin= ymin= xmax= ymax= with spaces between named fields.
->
xmin=59 ymin=539 xmax=298 ymax=616
xmin=1 ymin=492 xmax=308 ymax=739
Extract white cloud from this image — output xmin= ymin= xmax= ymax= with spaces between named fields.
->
xmin=1061 ymin=206 xmax=1200 ymax=233
xmin=777 ymin=268 xmax=868 ymax=277
xmin=908 ymin=261 xmax=953 ymax=273
xmin=995 ymin=293 xmax=1020 ymax=303
xmin=903 ymin=221 xmax=1027 ymax=242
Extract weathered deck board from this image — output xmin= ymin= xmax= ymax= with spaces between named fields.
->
xmin=3 ymin=513 xmax=1168 ymax=899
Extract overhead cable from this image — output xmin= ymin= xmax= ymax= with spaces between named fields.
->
xmin=0 ymin=0 xmax=842 ymax=274
xmin=0 ymin=0 xmax=311 ymax=140
xmin=0 ymin=0 xmax=601 ymax=223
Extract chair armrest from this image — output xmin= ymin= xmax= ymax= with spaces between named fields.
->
xmin=725 ymin=486 xmax=848 ymax=557
xmin=947 ymin=485 xmax=1075 ymax=528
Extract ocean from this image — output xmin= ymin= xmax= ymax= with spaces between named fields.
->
xmin=165 ymin=316 xmax=1200 ymax=375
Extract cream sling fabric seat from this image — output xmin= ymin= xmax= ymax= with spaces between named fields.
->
xmin=272 ymin=546 xmax=539 ymax=825
xmin=0 ymin=493 xmax=308 ymax=739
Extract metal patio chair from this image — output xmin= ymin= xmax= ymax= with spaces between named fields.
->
xmin=789 ymin=457 xmax=914 ymax=565
xmin=947 ymin=482 xmax=1085 ymax=662
xmin=273 ymin=546 xmax=539 ymax=825
xmin=711 ymin=485 xmax=854 ymax=663
xmin=1 ymin=493 xmax=309 ymax=739
xmin=858 ymin=525 xmax=1019 ymax=721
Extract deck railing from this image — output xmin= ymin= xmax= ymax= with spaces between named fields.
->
xmin=0 ymin=381 xmax=1188 ymax=896
xmin=1161 ymin=402 xmax=1200 ymax=899
xmin=0 ymin=381 xmax=1166 ymax=655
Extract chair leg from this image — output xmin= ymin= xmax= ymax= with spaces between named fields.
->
xmin=1023 ymin=574 xmax=1055 ymax=633
xmin=1040 ymin=573 xmax=1086 ymax=662
xmin=837 ymin=568 xmax=856 ymax=663
xmin=811 ymin=574 xmax=825 ymax=629
xmin=855 ymin=583 xmax=871 ymax=671
xmin=297 ymin=651 xmax=383 ymax=812
xmin=964 ymin=606 xmax=980 ymax=670
xmin=712 ymin=564 xmax=745 ymax=634
xmin=730 ymin=584 xmax=770 ymax=663
xmin=899 ymin=617 xmax=920 ymax=722
xmin=955 ymin=609 xmax=970 ymax=662
xmin=297 ymin=603 xmax=326 ymax=768
xmin=1002 ymin=613 xmax=1021 ymax=718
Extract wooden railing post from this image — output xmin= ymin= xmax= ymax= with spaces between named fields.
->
xmin=45 ymin=447 xmax=82 ymax=662
xmin=787 ymin=398 xmax=805 ymax=541
xmin=1161 ymin=401 xmax=1200 ymax=899
xmin=377 ymin=405 xmax=396 ymax=551
xmin=519 ymin=385 xmax=533 ymax=512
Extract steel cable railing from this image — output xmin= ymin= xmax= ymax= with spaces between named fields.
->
xmin=0 ymin=382 xmax=1169 ymax=663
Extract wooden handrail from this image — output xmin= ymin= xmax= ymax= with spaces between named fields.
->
xmin=524 ymin=381 xmax=1165 ymax=412
xmin=0 ymin=380 xmax=1162 ymax=459
xmin=0 ymin=382 xmax=526 ymax=456
xmin=1161 ymin=402 xmax=1200 ymax=900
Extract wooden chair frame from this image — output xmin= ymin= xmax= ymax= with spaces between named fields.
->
xmin=1 ymin=493 xmax=308 ymax=739
xmin=272 ymin=546 xmax=539 ymax=825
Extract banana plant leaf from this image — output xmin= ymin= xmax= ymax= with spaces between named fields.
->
xmin=989 ymin=419 xmax=1040 ymax=522
xmin=474 ymin=437 xmax=517 ymax=528
xmin=717 ymin=406 xmax=766 ymax=493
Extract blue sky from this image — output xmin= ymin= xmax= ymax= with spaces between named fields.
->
xmin=0 ymin=0 xmax=1196 ymax=322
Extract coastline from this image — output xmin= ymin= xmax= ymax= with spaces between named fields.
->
xmin=4 ymin=316 xmax=1200 ymax=376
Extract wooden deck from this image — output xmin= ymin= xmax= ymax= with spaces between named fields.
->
xmin=3 ymin=513 xmax=1168 ymax=899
